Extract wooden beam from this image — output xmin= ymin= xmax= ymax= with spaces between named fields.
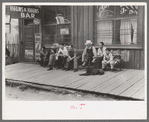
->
xmin=137 ymin=6 xmax=145 ymax=47
xmin=89 ymin=6 xmax=93 ymax=43
xmin=77 ymin=6 xmax=84 ymax=49
xmin=134 ymin=50 xmax=140 ymax=69
xmin=71 ymin=6 xmax=74 ymax=45
xmin=129 ymin=50 xmax=135 ymax=69
xmin=74 ymin=6 xmax=78 ymax=49
xmin=84 ymin=6 xmax=89 ymax=48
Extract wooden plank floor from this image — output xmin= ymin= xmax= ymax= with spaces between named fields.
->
xmin=5 ymin=63 xmax=145 ymax=100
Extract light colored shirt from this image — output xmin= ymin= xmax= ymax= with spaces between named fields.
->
xmin=103 ymin=53 xmax=113 ymax=62
xmin=97 ymin=47 xmax=106 ymax=57
xmin=57 ymin=47 xmax=68 ymax=56
xmin=82 ymin=46 xmax=97 ymax=62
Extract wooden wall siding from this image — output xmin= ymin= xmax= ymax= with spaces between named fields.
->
xmin=106 ymin=49 xmax=144 ymax=69
xmin=128 ymin=50 xmax=135 ymax=69
xmin=134 ymin=50 xmax=140 ymax=69
xmin=137 ymin=6 xmax=145 ymax=47
xmin=74 ymin=6 xmax=78 ymax=49
xmin=71 ymin=6 xmax=74 ymax=45
xmin=78 ymin=6 xmax=84 ymax=49
xmin=84 ymin=6 xmax=89 ymax=49
xmin=140 ymin=50 xmax=144 ymax=70
xmin=89 ymin=6 xmax=93 ymax=43
xmin=19 ymin=19 xmax=24 ymax=62
xmin=72 ymin=6 xmax=93 ymax=49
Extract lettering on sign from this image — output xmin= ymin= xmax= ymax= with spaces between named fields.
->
xmin=10 ymin=6 xmax=39 ymax=13
xmin=20 ymin=13 xmax=35 ymax=18
xmin=9 ymin=5 xmax=40 ymax=18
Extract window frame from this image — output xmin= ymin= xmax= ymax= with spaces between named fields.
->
xmin=94 ymin=6 xmax=140 ymax=48
xmin=42 ymin=6 xmax=71 ymax=44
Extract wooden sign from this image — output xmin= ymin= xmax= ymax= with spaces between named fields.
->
xmin=6 ymin=5 xmax=40 ymax=19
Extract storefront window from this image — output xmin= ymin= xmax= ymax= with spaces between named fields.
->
xmin=43 ymin=6 xmax=71 ymax=45
xmin=115 ymin=18 xmax=137 ymax=45
xmin=95 ymin=5 xmax=138 ymax=45
xmin=97 ymin=20 xmax=113 ymax=45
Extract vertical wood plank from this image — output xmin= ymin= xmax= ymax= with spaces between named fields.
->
xmin=137 ymin=6 xmax=145 ymax=47
xmin=77 ymin=6 xmax=84 ymax=49
xmin=93 ymin=6 xmax=97 ymax=45
xmin=128 ymin=50 xmax=135 ymax=69
xmin=84 ymin=6 xmax=89 ymax=48
xmin=19 ymin=18 xmax=24 ymax=62
xmin=71 ymin=6 xmax=74 ymax=45
xmin=134 ymin=50 xmax=140 ymax=69
xmin=125 ymin=50 xmax=129 ymax=69
xmin=140 ymin=49 xmax=144 ymax=70
xmin=19 ymin=19 xmax=21 ymax=62
xmin=89 ymin=6 xmax=93 ymax=42
xmin=74 ymin=6 xmax=78 ymax=49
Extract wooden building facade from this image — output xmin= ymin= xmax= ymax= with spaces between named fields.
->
xmin=70 ymin=6 xmax=145 ymax=70
xmin=5 ymin=5 xmax=145 ymax=70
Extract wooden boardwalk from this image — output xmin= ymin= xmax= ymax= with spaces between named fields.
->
xmin=5 ymin=63 xmax=145 ymax=100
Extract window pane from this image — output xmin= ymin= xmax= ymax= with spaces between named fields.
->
xmin=116 ymin=6 xmax=138 ymax=18
xmin=44 ymin=6 xmax=56 ymax=24
xmin=97 ymin=21 xmax=113 ymax=45
xmin=115 ymin=18 xmax=137 ymax=45
xmin=96 ymin=6 xmax=114 ymax=19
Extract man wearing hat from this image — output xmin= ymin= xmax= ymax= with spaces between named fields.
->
xmin=82 ymin=40 xmax=97 ymax=68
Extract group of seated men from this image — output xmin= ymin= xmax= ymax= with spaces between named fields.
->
xmin=36 ymin=40 xmax=121 ymax=72
xmin=36 ymin=43 xmax=78 ymax=72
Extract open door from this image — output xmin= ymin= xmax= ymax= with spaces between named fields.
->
xmin=24 ymin=25 xmax=35 ymax=62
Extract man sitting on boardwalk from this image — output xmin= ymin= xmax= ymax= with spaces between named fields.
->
xmin=94 ymin=42 xmax=106 ymax=69
xmin=47 ymin=47 xmax=56 ymax=70
xmin=102 ymin=48 xmax=115 ymax=71
xmin=82 ymin=40 xmax=97 ymax=68
xmin=64 ymin=44 xmax=78 ymax=71
xmin=36 ymin=46 xmax=48 ymax=67
xmin=55 ymin=43 xmax=68 ymax=69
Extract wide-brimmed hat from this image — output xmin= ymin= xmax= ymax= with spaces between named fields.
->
xmin=53 ymin=43 xmax=59 ymax=48
xmin=85 ymin=40 xmax=93 ymax=45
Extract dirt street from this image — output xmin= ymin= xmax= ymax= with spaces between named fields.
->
xmin=5 ymin=83 xmax=130 ymax=101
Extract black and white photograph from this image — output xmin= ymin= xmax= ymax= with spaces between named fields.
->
xmin=3 ymin=2 xmax=147 ymax=119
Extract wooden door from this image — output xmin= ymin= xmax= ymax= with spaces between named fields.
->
xmin=24 ymin=25 xmax=35 ymax=62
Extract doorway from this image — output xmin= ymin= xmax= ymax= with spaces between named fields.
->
xmin=24 ymin=19 xmax=35 ymax=62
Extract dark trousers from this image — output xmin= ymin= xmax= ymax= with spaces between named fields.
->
xmin=65 ymin=59 xmax=73 ymax=69
xmin=94 ymin=56 xmax=103 ymax=69
xmin=48 ymin=54 xmax=55 ymax=68
xmin=57 ymin=56 xmax=67 ymax=68
xmin=37 ymin=58 xmax=48 ymax=67
xmin=85 ymin=56 xmax=93 ymax=68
